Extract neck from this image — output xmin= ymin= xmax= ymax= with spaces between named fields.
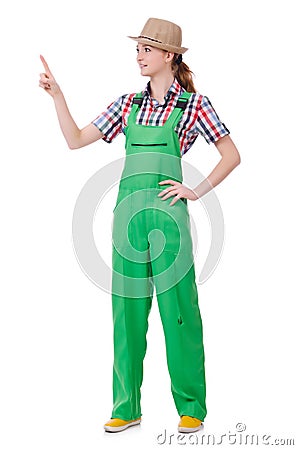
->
xmin=149 ymin=73 xmax=175 ymax=104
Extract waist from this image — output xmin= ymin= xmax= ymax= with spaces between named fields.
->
xmin=119 ymin=173 xmax=183 ymax=190
xmin=114 ymin=185 xmax=187 ymax=212
xmin=120 ymin=152 xmax=182 ymax=188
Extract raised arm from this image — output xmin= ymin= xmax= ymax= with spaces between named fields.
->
xmin=39 ymin=55 xmax=103 ymax=149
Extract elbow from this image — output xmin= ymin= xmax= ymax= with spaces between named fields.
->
xmin=235 ymin=153 xmax=241 ymax=166
xmin=68 ymin=141 xmax=80 ymax=150
xmin=231 ymin=147 xmax=241 ymax=167
xmin=231 ymin=155 xmax=241 ymax=170
xmin=68 ymin=131 xmax=82 ymax=150
xmin=224 ymin=152 xmax=241 ymax=170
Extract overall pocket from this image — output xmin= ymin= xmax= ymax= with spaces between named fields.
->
xmin=131 ymin=143 xmax=168 ymax=147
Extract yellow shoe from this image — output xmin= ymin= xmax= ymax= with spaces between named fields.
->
xmin=178 ymin=415 xmax=203 ymax=433
xmin=103 ymin=417 xmax=141 ymax=433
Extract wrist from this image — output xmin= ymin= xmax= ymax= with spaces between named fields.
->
xmin=52 ymin=86 xmax=63 ymax=100
xmin=191 ymin=188 xmax=200 ymax=200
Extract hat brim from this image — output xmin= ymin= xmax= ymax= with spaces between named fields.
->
xmin=128 ymin=36 xmax=188 ymax=54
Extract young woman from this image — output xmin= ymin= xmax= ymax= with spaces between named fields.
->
xmin=39 ymin=17 xmax=240 ymax=434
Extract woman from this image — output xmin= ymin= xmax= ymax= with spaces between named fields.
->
xmin=39 ymin=17 xmax=240 ymax=434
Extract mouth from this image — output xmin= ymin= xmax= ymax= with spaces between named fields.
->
xmin=139 ymin=64 xmax=148 ymax=69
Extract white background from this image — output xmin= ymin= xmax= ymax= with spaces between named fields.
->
xmin=1 ymin=0 xmax=297 ymax=449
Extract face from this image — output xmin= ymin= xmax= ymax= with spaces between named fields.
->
xmin=136 ymin=43 xmax=174 ymax=77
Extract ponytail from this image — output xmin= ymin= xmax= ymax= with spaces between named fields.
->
xmin=171 ymin=54 xmax=196 ymax=93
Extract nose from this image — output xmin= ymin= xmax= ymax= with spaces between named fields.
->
xmin=137 ymin=52 xmax=143 ymax=62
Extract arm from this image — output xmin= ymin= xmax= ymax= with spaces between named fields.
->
xmin=39 ymin=55 xmax=104 ymax=149
xmin=193 ymin=134 xmax=241 ymax=198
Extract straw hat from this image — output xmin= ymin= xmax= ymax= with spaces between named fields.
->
xmin=128 ymin=17 xmax=188 ymax=54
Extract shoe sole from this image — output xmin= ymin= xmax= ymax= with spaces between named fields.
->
xmin=104 ymin=419 xmax=141 ymax=433
xmin=178 ymin=423 xmax=203 ymax=433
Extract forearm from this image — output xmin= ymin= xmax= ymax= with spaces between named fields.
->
xmin=193 ymin=155 xmax=240 ymax=199
xmin=52 ymin=91 xmax=81 ymax=149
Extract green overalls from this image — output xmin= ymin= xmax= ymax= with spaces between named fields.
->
xmin=111 ymin=90 xmax=207 ymax=422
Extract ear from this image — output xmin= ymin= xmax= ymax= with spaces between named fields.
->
xmin=164 ymin=51 xmax=175 ymax=63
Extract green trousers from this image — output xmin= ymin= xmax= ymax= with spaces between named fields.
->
xmin=110 ymin=91 xmax=207 ymax=422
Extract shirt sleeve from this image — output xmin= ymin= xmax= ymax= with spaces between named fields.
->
xmin=195 ymin=95 xmax=230 ymax=144
xmin=91 ymin=95 xmax=125 ymax=143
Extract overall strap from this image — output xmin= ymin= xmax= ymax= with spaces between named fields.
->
xmin=127 ymin=90 xmax=191 ymax=128
xmin=127 ymin=91 xmax=144 ymax=126
xmin=164 ymin=91 xmax=192 ymax=129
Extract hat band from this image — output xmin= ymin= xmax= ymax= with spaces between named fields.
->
xmin=138 ymin=35 xmax=163 ymax=44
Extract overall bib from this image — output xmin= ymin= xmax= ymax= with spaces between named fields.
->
xmin=111 ymin=91 xmax=207 ymax=422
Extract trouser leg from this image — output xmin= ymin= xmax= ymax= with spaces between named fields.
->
xmin=149 ymin=202 xmax=207 ymax=421
xmin=111 ymin=206 xmax=153 ymax=421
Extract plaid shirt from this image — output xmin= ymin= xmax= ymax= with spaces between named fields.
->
xmin=91 ymin=78 xmax=230 ymax=156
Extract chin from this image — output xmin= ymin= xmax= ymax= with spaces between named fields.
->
xmin=140 ymin=70 xmax=151 ymax=77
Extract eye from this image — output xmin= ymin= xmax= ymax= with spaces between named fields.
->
xmin=145 ymin=47 xmax=151 ymax=52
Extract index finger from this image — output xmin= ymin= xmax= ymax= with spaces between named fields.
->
xmin=40 ymin=54 xmax=54 ymax=77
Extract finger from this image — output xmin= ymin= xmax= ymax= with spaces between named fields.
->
xmin=158 ymin=180 xmax=179 ymax=185
xmin=39 ymin=80 xmax=51 ymax=89
xmin=158 ymin=185 xmax=178 ymax=196
xmin=39 ymin=78 xmax=51 ymax=87
xmin=40 ymin=73 xmax=50 ymax=82
xmin=169 ymin=198 xmax=179 ymax=206
xmin=40 ymin=54 xmax=54 ymax=77
xmin=159 ymin=190 xmax=180 ymax=201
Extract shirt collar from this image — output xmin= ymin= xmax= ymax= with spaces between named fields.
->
xmin=142 ymin=78 xmax=185 ymax=103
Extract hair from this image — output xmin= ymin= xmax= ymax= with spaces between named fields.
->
xmin=171 ymin=54 xmax=196 ymax=93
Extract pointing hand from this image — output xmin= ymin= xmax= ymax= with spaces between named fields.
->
xmin=39 ymin=55 xmax=61 ymax=97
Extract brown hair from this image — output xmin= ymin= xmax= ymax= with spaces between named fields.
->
xmin=171 ymin=54 xmax=196 ymax=93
